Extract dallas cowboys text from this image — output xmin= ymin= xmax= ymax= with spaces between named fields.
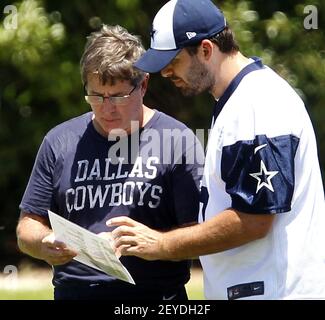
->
xmin=66 ymin=156 xmax=162 ymax=212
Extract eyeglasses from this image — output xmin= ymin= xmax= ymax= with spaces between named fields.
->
xmin=84 ymin=84 xmax=138 ymax=106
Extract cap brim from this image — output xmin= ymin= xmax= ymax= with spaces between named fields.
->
xmin=134 ymin=48 xmax=181 ymax=73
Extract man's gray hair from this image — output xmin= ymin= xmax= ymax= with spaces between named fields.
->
xmin=80 ymin=24 xmax=146 ymax=86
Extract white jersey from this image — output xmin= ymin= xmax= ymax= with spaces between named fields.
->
xmin=199 ymin=58 xmax=325 ymax=300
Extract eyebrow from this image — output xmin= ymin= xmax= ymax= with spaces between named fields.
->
xmin=88 ymin=89 xmax=126 ymax=96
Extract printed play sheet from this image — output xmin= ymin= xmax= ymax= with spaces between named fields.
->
xmin=48 ymin=210 xmax=135 ymax=284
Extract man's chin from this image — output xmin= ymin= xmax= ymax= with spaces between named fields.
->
xmin=180 ymin=87 xmax=199 ymax=97
xmin=107 ymin=128 xmax=129 ymax=138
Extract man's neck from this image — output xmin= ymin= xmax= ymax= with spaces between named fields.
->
xmin=211 ymin=52 xmax=252 ymax=99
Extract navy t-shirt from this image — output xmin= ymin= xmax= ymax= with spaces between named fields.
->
xmin=20 ymin=111 xmax=204 ymax=289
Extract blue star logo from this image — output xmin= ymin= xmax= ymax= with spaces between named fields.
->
xmin=249 ymin=160 xmax=279 ymax=193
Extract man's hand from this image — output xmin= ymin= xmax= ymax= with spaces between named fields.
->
xmin=41 ymin=233 xmax=77 ymax=266
xmin=107 ymin=216 xmax=165 ymax=261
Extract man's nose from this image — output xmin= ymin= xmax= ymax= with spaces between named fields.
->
xmin=102 ymin=97 xmax=116 ymax=111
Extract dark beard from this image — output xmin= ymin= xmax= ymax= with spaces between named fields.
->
xmin=180 ymin=58 xmax=214 ymax=96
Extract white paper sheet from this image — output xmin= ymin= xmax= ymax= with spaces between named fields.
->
xmin=48 ymin=210 xmax=135 ymax=285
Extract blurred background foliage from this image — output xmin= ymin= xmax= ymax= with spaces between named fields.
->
xmin=0 ymin=0 xmax=324 ymax=262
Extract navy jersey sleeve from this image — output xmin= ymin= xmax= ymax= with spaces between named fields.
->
xmin=171 ymin=131 xmax=205 ymax=225
xmin=19 ymin=136 xmax=56 ymax=217
xmin=221 ymin=134 xmax=299 ymax=214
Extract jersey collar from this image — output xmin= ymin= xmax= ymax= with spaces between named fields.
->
xmin=212 ymin=57 xmax=265 ymax=124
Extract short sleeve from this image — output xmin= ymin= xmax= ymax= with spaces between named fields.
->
xmin=221 ymin=134 xmax=299 ymax=214
xmin=19 ymin=136 xmax=56 ymax=216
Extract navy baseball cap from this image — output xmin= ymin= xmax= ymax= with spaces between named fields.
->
xmin=134 ymin=0 xmax=226 ymax=73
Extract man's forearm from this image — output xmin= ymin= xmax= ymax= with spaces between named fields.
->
xmin=109 ymin=210 xmax=274 ymax=261
xmin=160 ymin=209 xmax=274 ymax=260
xmin=16 ymin=214 xmax=52 ymax=260
xmin=160 ymin=220 xmax=226 ymax=260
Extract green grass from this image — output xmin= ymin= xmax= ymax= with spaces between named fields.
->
xmin=0 ymin=283 xmax=204 ymax=300
xmin=186 ymin=284 xmax=204 ymax=300
xmin=186 ymin=269 xmax=204 ymax=299
xmin=0 ymin=268 xmax=204 ymax=300
xmin=0 ymin=284 xmax=203 ymax=300
xmin=0 ymin=288 xmax=53 ymax=300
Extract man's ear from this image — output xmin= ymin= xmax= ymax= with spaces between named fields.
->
xmin=200 ymin=39 xmax=214 ymax=60
xmin=141 ymin=73 xmax=150 ymax=95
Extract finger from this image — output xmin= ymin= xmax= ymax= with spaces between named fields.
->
xmin=46 ymin=246 xmax=77 ymax=257
xmin=63 ymin=248 xmax=78 ymax=256
xmin=47 ymin=255 xmax=75 ymax=266
xmin=114 ymin=235 xmax=138 ymax=249
xmin=106 ymin=216 xmax=141 ymax=227
xmin=41 ymin=233 xmax=55 ymax=245
xmin=54 ymin=240 xmax=70 ymax=249
xmin=52 ymin=254 xmax=76 ymax=263
xmin=43 ymin=240 xmax=77 ymax=254
xmin=115 ymin=244 xmax=131 ymax=258
xmin=111 ymin=226 xmax=136 ymax=239
xmin=119 ymin=245 xmax=143 ymax=257
xmin=42 ymin=236 xmax=68 ymax=250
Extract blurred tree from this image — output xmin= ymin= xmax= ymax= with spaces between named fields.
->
xmin=0 ymin=0 xmax=324 ymax=259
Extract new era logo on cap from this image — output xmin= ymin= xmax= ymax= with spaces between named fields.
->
xmin=134 ymin=0 xmax=226 ymax=73
xmin=186 ymin=32 xmax=197 ymax=40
